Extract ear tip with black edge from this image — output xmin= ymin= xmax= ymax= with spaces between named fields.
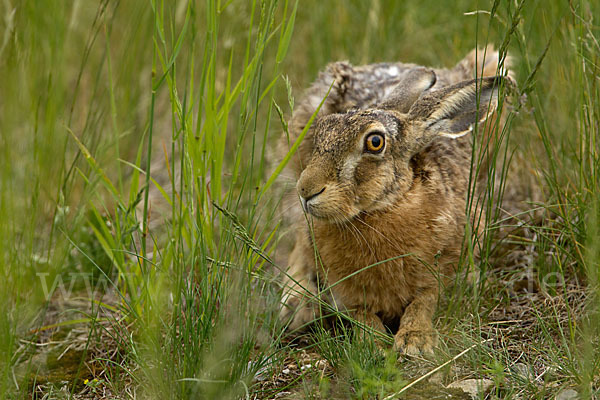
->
xmin=426 ymin=69 xmax=437 ymax=90
xmin=488 ymin=75 xmax=514 ymax=89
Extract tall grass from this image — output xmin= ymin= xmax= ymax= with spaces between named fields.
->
xmin=0 ymin=0 xmax=598 ymax=398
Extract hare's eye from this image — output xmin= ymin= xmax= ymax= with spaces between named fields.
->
xmin=364 ymin=133 xmax=385 ymax=154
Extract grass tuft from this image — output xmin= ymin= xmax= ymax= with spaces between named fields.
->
xmin=0 ymin=0 xmax=598 ymax=398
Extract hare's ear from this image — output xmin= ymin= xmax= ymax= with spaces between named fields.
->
xmin=408 ymin=76 xmax=506 ymax=139
xmin=380 ymin=68 xmax=437 ymax=113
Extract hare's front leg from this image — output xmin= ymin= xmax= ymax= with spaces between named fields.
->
xmin=394 ymin=287 xmax=438 ymax=355
xmin=352 ymin=309 xmax=388 ymax=345
xmin=279 ymin=232 xmax=319 ymax=331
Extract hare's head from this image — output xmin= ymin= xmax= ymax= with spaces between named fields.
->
xmin=297 ymin=69 xmax=508 ymax=222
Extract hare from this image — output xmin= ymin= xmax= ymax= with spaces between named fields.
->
xmin=279 ymin=47 xmax=511 ymax=355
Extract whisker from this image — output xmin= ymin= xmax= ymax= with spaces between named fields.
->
xmin=354 ymin=216 xmax=406 ymax=256
xmin=333 ymin=208 xmax=377 ymax=259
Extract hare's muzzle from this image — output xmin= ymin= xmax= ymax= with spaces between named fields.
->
xmin=298 ymin=187 xmax=325 ymax=213
xmin=297 ymin=161 xmax=332 ymax=215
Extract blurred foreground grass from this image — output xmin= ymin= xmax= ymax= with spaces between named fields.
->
xmin=0 ymin=0 xmax=598 ymax=398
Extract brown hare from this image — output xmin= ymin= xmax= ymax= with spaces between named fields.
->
xmin=279 ymin=47 xmax=511 ymax=355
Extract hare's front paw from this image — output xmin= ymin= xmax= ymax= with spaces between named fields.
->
xmin=393 ymin=328 xmax=437 ymax=355
xmin=279 ymin=294 xmax=316 ymax=331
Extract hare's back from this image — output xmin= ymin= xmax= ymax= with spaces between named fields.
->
xmin=337 ymin=62 xmax=421 ymax=111
xmin=314 ymin=59 xmax=483 ymax=115
xmin=307 ymin=61 xmax=429 ymax=114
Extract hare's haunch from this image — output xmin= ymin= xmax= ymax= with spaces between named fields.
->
xmin=280 ymin=47 xmax=511 ymax=355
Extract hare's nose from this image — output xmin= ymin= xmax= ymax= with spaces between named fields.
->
xmin=298 ymin=187 xmax=325 ymax=212
xmin=298 ymin=185 xmax=325 ymax=200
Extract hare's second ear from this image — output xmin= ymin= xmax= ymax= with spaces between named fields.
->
xmin=408 ymin=76 xmax=506 ymax=139
xmin=380 ymin=67 xmax=437 ymax=113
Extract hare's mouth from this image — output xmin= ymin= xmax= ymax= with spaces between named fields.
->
xmin=298 ymin=184 xmax=361 ymax=221
xmin=306 ymin=207 xmax=351 ymax=222
xmin=300 ymin=187 xmax=325 ymax=213
xmin=301 ymin=199 xmax=330 ymax=219
xmin=301 ymin=199 xmax=359 ymax=222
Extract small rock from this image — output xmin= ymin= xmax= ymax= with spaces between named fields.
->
xmin=248 ymin=361 xmax=269 ymax=382
xmin=300 ymin=364 xmax=312 ymax=371
xmin=428 ymin=370 xmax=445 ymax=385
xmin=555 ymin=388 xmax=579 ymax=400
xmin=282 ymin=368 xmax=290 ymax=375
xmin=543 ymin=365 xmax=560 ymax=380
xmin=447 ymin=379 xmax=494 ymax=399
xmin=511 ymin=363 xmax=531 ymax=380
xmin=428 ymin=365 xmax=455 ymax=385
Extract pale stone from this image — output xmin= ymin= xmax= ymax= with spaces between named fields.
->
xmin=555 ymin=388 xmax=579 ymax=400
xmin=447 ymin=379 xmax=494 ymax=399
xmin=511 ymin=362 xmax=532 ymax=380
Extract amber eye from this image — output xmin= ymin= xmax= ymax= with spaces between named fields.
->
xmin=364 ymin=132 xmax=385 ymax=153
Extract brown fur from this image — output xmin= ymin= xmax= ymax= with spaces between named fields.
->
xmin=279 ymin=48 xmax=511 ymax=355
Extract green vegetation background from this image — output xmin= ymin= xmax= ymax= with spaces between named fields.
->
xmin=0 ymin=0 xmax=598 ymax=398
